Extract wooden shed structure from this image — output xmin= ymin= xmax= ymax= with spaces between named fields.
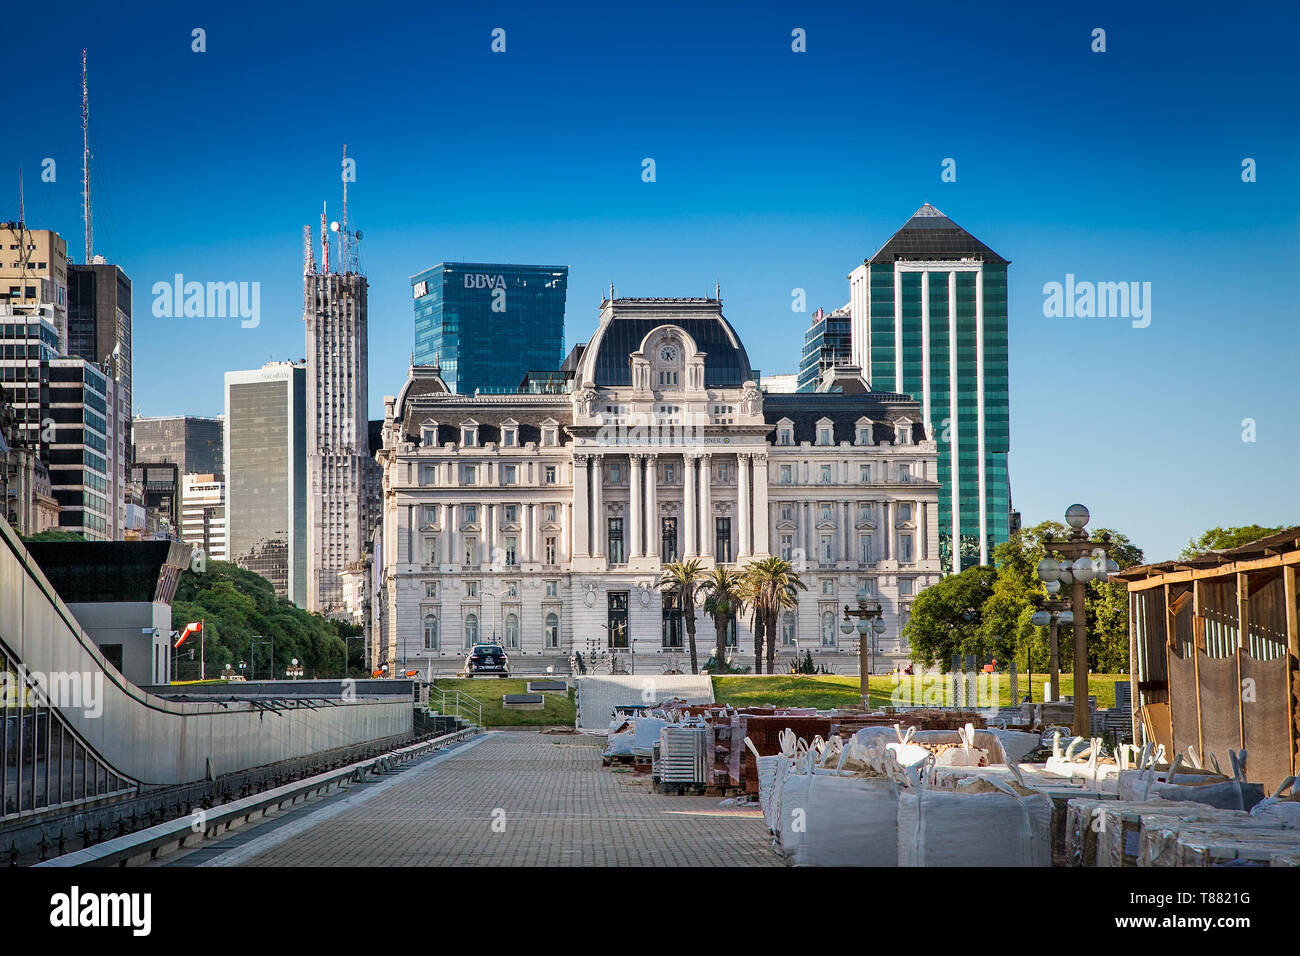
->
xmin=1116 ymin=528 xmax=1299 ymax=791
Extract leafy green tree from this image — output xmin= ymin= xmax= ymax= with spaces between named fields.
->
xmin=1180 ymin=525 xmax=1286 ymax=559
xmin=20 ymin=529 xmax=85 ymax=542
xmin=972 ymin=522 xmax=1144 ymax=678
xmin=903 ymin=565 xmax=997 ymax=668
xmin=170 ymin=560 xmax=353 ymax=681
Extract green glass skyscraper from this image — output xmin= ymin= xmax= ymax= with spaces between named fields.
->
xmin=849 ymin=204 xmax=1010 ymax=572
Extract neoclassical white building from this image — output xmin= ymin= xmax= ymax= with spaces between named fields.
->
xmin=373 ymin=297 xmax=941 ymax=675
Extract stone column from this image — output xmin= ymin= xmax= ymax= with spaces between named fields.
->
xmin=522 ymin=502 xmax=532 ymax=564
xmin=485 ymin=501 xmax=496 ymax=566
xmin=645 ymin=454 xmax=659 ymax=559
xmin=444 ymin=503 xmax=455 ymax=567
xmin=752 ymin=454 xmax=769 ymax=556
xmin=629 ymin=454 xmax=643 ymax=558
xmin=590 ymin=454 xmax=604 ymax=557
xmin=804 ymin=500 xmax=814 ymax=561
xmin=843 ymin=501 xmax=852 ymax=562
xmin=737 ymin=453 xmax=751 ymax=560
xmin=683 ymin=454 xmax=697 ymax=557
xmin=572 ymin=455 xmax=590 ymax=557
xmin=919 ymin=501 xmax=928 ymax=560
xmin=561 ymin=501 xmax=571 ymax=562
xmin=699 ymin=454 xmax=713 ymax=560
xmin=881 ymin=501 xmax=890 ymax=560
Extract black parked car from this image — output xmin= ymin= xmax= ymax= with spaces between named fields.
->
xmin=465 ymin=643 xmax=509 ymax=677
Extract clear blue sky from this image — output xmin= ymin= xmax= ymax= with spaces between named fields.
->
xmin=5 ymin=0 xmax=1297 ymax=563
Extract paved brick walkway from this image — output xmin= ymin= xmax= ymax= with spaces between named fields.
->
xmin=199 ymin=732 xmax=782 ymax=866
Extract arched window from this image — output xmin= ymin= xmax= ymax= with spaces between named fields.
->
xmin=464 ymin=613 xmax=479 ymax=649
xmin=545 ymin=612 xmax=559 ymax=649
xmin=821 ymin=610 xmax=836 ymax=646
xmin=505 ymin=613 xmax=519 ymax=649
xmin=782 ymin=611 xmax=796 ymax=647
xmin=423 ymin=614 xmax=439 ymax=651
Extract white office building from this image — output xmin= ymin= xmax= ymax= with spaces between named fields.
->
xmin=180 ymin=473 xmax=226 ymax=562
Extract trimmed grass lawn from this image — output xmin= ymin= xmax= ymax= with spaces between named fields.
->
xmin=712 ymin=673 xmax=1128 ymax=710
xmin=431 ymin=677 xmax=576 ymax=727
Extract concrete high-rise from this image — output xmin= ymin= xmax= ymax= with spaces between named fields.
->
xmin=180 ymin=473 xmax=226 ymax=562
xmin=303 ymin=206 xmax=375 ymax=616
xmin=0 ymin=222 xmax=69 ymax=351
xmin=224 ymin=362 xmax=308 ymax=604
xmin=411 ymin=262 xmax=568 ymax=394
xmin=848 ymin=204 xmax=1010 ymax=572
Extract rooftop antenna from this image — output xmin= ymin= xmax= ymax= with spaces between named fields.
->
xmin=341 ymin=143 xmax=349 ymax=273
xmin=18 ymin=166 xmax=24 ymax=228
xmin=303 ymin=224 xmax=315 ymax=275
xmin=81 ymin=49 xmax=92 ymax=264
xmin=320 ymin=201 xmax=330 ymax=275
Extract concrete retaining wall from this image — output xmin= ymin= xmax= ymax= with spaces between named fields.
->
xmin=0 ymin=519 xmax=412 ymax=787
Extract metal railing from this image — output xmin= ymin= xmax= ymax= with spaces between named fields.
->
xmin=428 ymin=684 xmax=483 ymax=727
xmin=35 ymin=726 xmax=480 ymax=867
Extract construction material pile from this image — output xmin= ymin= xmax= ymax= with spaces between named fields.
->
xmin=746 ymin=719 xmax=1300 ymax=867
xmin=1063 ymin=754 xmax=1299 ymax=867
xmin=756 ymin=726 xmax=1056 ymax=866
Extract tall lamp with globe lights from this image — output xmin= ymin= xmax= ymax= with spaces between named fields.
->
xmin=1034 ymin=504 xmax=1120 ymax=736
xmin=842 ymin=586 xmax=888 ymax=700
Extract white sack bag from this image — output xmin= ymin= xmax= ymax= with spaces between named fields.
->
xmin=933 ymin=723 xmax=989 ymax=767
xmin=776 ymin=748 xmax=815 ymax=857
xmin=747 ymin=733 xmax=794 ymax=834
xmin=779 ymin=752 xmax=899 ymax=867
xmin=1120 ymin=752 xmax=1264 ymax=811
xmin=1250 ymin=776 xmax=1300 ymax=827
xmin=982 ymin=728 xmax=1041 ymax=764
xmin=896 ymin=780 xmax=1053 ymax=867
xmin=772 ymin=737 xmax=810 ymax=853
xmin=887 ymin=742 xmax=933 ymax=768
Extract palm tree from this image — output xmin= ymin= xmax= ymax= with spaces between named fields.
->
xmin=699 ymin=565 xmax=744 ymax=671
xmin=658 ymin=558 xmax=706 ymax=673
xmin=741 ymin=556 xmax=808 ymax=675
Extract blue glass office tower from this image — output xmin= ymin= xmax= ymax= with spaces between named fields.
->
xmin=796 ymin=306 xmax=852 ymax=392
xmin=411 ymin=263 xmax=568 ymax=394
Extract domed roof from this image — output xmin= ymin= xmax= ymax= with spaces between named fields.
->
xmin=581 ymin=298 xmax=754 ymax=387
xmin=394 ymin=363 xmax=450 ymax=420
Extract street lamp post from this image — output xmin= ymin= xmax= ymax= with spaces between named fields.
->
xmin=1035 ymin=504 xmax=1119 ymax=736
xmin=1031 ymin=598 xmax=1073 ymax=701
xmin=842 ymin=587 xmax=888 ymax=702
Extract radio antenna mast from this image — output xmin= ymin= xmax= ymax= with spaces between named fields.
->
xmin=81 ymin=49 xmax=92 ymax=264
xmin=320 ymin=202 xmax=330 ymax=275
xmin=341 ymin=143 xmax=349 ymax=273
xmin=303 ymin=224 xmax=315 ymax=275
